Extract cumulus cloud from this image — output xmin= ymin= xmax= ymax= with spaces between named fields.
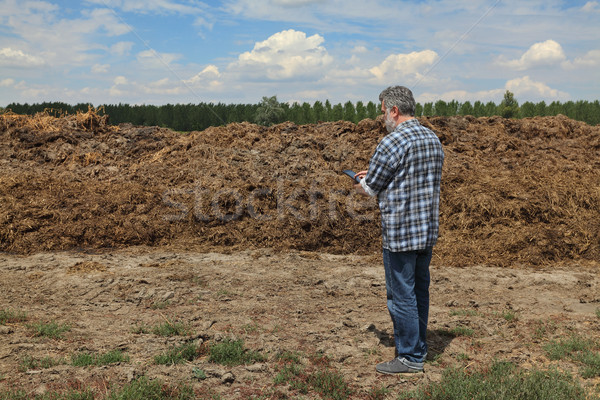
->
xmin=0 ymin=47 xmax=45 ymax=68
xmin=500 ymin=40 xmax=566 ymax=70
xmin=231 ymin=29 xmax=333 ymax=80
xmin=369 ymin=50 xmax=439 ymax=83
xmin=566 ymin=49 xmax=600 ymax=68
xmin=505 ymin=76 xmax=569 ymax=100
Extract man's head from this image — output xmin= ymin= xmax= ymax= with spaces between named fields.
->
xmin=379 ymin=86 xmax=416 ymax=133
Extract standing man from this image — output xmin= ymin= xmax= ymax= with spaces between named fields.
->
xmin=354 ymin=86 xmax=444 ymax=374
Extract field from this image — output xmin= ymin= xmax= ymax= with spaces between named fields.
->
xmin=0 ymin=110 xmax=599 ymax=398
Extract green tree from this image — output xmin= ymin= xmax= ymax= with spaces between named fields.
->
xmin=520 ymin=101 xmax=535 ymax=118
xmin=423 ymin=102 xmax=433 ymax=116
xmin=356 ymin=101 xmax=367 ymax=121
xmin=499 ymin=90 xmax=519 ymax=118
xmin=366 ymin=101 xmax=378 ymax=119
xmin=313 ymin=100 xmax=326 ymax=122
xmin=343 ymin=101 xmax=357 ymax=123
xmin=459 ymin=101 xmax=474 ymax=116
xmin=255 ymin=95 xmax=284 ymax=126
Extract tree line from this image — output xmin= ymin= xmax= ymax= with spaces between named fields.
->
xmin=3 ymin=91 xmax=599 ymax=131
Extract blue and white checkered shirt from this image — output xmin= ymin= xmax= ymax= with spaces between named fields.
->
xmin=361 ymin=118 xmax=444 ymax=252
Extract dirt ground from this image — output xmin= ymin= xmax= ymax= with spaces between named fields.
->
xmin=0 ymin=111 xmax=599 ymax=398
xmin=0 ymin=248 xmax=599 ymax=398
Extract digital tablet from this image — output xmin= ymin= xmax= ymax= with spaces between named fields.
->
xmin=342 ymin=169 xmax=361 ymax=182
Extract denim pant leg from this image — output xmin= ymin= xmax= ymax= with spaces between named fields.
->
xmin=383 ymin=248 xmax=432 ymax=364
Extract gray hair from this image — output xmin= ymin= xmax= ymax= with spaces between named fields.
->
xmin=379 ymin=86 xmax=416 ymax=116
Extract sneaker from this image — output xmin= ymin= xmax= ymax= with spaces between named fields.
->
xmin=375 ymin=357 xmax=424 ymax=375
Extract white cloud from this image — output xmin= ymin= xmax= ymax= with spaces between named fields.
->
xmin=114 ymin=76 xmax=128 ymax=85
xmin=0 ymin=47 xmax=45 ymax=67
xmin=92 ymin=64 xmax=110 ymax=73
xmin=505 ymin=76 xmax=569 ymax=100
xmin=500 ymin=40 xmax=566 ymax=70
xmin=369 ymin=50 xmax=439 ymax=83
xmin=136 ymin=50 xmax=182 ymax=68
xmin=0 ymin=78 xmax=15 ymax=87
xmin=86 ymin=0 xmax=205 ymax=15
xmin=582 ymin=1 xmax=600 ymax=12
xmin=567 ymin=49 xmax=600 ymax=68
xmin=186 ymin=65 xmax=221 ymax=87
xmin=110 ymin=41 xmax=134 ymax=56
xmin=231 ymin=29 xmax=333 ymax=80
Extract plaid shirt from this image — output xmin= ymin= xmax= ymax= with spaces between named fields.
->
xmin=361 ymin=118 xmax=444 ymax=252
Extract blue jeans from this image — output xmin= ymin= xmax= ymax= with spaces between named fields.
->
xmin=383 ymin=247 xmax=432 ymax=364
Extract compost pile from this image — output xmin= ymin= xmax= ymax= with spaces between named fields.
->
xmin=1 ymin=109 xmax=599 ymax=268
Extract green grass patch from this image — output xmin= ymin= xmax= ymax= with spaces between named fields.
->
xmin=208 ymin=338 xmax=265 ymax=366
xmin=398 ymin=360 xmax=587 ymax=400
xmin=154 ymin=342 xmax=201 ymax=365
xmin=71 ymin=349 xmax=130 ymax=367
xmin=595 ymin=308 xmax=600 ymax=319
xmin=151 ymin=320 xmax=190 ymax=337
xmin=544 ymin=334 xmax=600 ymax=378
xmin=273 ymin=351 xmax=354 ymax=400
xmin=19 ymin=355 xmax=63 ymax=371
xmin=0 ymin=388 xmax=95 ymax=399
xmin=28 ymin=321 xmax=71 ymax=339
xmin=105 ymin=376 xmax=194 ymax=400
xmin=0 ymin=309 xmax=27 ymax=325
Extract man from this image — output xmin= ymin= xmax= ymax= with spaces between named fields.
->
xmin=354 ymin=85 xmax=444 ymax=374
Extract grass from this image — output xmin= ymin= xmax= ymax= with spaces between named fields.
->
xmin=544 ymin=334 xmax=600 ymax=378
xmin=19 ymin=355 xmax=63 ymax=371
xmin=154 ymin=342 xmax=201 ymax=365
xmin=0 ymin=309 xmax=27 ymax=325
xmin=151 ymin=320 xmax=190 ymax=337
xmin=208 ymin=338 xmax=265 ymax=366
xmin=273 ymin=351 xmax=354 ymax=400
xmin=28 ymin=321 xmax=71 ymax=339
xmin=398 ymin=360 xmax=588 ymax=400
xmin=106 ymin=376 xmax=195 ymax=400
xmin=71 ymin=349 xmax=130 ymax=367
xmin=0 ymin=389 xmax=95 ymax=399
xmin=596 ymin=308 xmax=600 ymax=319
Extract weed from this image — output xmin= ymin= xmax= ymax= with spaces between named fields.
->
xmin=19 ymin=355 xmax=63 ymax=371
xmin=275 ymin=350 xmax=302 ymax=364
xmin=152 ymin=320 xmax=190 ymax=337
xmin=192 ymin=367 xmax=207 ymax=380
xmin=154 ymin=342 xmax=200 ymax=365
xmin=545 ymin=335 xmax=600 ymax=378
xmin=105 ymin=376 xmax=195 ymax=399
xmin=544 ymin=335 xmax=594 ymax=360
xmin=28 ymin=321 xmax=71 ymax=339
xmin=595 ymin=308 xmax=600 ymax=319
xmin=241 ymin=322 xmax=260 ymax=334
xmin=448 ymin=325 xmax=474 ymax=337
xmin=131 ymin=324 xmax=149 ymax=334
xmin=209 ymin=338 xmax=265 ymax=366
xmin=502 ymin=310 xmax=517 ymax=322
xmin=457 ymin=352 xmax=470 ymax=361
xmin=366 ymin=385 xmax=390 ymax=400
xmin=309 ymin=370 xmax=354 ymax=400
xmin=0 ymin=309 xmax=27 ymax=325
xmin=71 ymin=349 xmax=129 ymax=367
xmin=0 ymin=388 xmax=95 ymax=399
xmin=398 ymin=360 xmax=587 ymax=400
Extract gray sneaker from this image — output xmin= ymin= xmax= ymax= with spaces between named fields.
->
xmin=375 ymin=357 xmax=424 ymax=375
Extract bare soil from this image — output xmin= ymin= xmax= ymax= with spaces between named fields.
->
xmin=0 ymin=111 xmax=599 ymax=398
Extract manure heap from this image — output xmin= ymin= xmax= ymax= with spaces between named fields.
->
xmin=1 ymin=111 xmax=599 ymax=268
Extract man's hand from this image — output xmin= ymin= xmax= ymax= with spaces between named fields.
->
xmin=354 ymin=170 xmax=369 ymax=196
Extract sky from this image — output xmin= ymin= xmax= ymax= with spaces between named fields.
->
xmin=1 ymin=0 xmax=599 ymax=107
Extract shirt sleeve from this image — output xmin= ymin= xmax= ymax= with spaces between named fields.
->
xmin=363 ymin=138 xmax=401 ymax=196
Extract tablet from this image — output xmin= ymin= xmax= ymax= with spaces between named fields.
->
xmin=342 ymin=169 xmax=361 ymax=182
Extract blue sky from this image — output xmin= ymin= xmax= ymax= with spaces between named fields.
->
xmin=1 ymin=0 xmax=599 ymax=107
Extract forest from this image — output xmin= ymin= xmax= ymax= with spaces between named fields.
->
xmin=3 ymin=91 xmax=599 ymax=131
